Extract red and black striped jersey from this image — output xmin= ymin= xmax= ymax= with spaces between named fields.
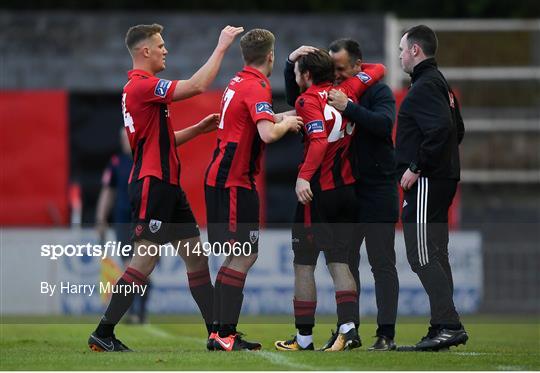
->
xmin=295 ymin=65 xmax=385 ymax=191
xmin=122 ymin=69 xmax=181 ymax=185
xmin=205 ymin=66 xmax=274 ymax=190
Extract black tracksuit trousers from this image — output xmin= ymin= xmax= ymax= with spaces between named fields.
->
xmin=401 ymin=176 xmax=461 ymax=328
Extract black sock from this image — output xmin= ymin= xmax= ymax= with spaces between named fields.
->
xmin=187 ymin=268 xmax=214 ymax=335
xmin=211 ymin=268 xmax=225 ymax=333
xmin=335 ymin=290 xmax=359 ymax=327
xmin=218 ymin=267 xmax=246 ymax=337
xmin=294 ymin=298 xmax=316 ymax=336
xmin=95 ymin=267 xmax=147 ymax=338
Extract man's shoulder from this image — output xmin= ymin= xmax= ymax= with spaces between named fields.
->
xmin=410 ymin=74 xmax=446 ymax=99
xmin=295 ymin=91 xmax=320 ymax=110
xmin=232 ymin=75 xmax=270 ymax=95
xmin=124 ymin=74 xmax=161 ymax=94
xmin=360 ymin=81 xmax=392 ymax=102
xmin=366 ymin=81 xmax=392 ymax=95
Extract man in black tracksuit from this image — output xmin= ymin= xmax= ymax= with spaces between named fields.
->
xmin=396 ymin=25 xmax=468 ymax=351
xmin=284 ymin=40 xmax=399 ymax=351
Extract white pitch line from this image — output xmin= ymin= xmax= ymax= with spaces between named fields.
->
xmin=143 ymin=324 xmax=206 ymax=344
xmin=454 ymin=352 xmax=492 ymax=356
xmin=257 ymin=351 xmax=316 ymax=371
xmin=143 ymin=325 xmax=317 ymax=370
xmin=142 ymin=324 xmax=176 ymax=339
xmin=496 ymin=365 xmax=525 ymax=371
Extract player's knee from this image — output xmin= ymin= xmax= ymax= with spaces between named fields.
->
xmin=326 ymin=261 xmax=349 ymax=278
xmin=184 ymin=254 xmax=209 ymax=271
xmin=229 ymin=252 xmax=258 ymax=272
xmin=294 ymin=263 xmax=316 ymax=276
xmin=129 ymin=254 xmax=158 ymax=277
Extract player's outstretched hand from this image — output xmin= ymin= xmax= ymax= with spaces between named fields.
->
xmin=289 ymin=45 xmax=318 ymax=62
xmin=217 ymin=26 xmax=244 ymax=51
xmin=283 ymin=115 xmax=303 ymax=133
xmin=328 ymin=89 xmax=349 ymax=112
xmin=296 ymin=178 xmax=313 ymax=205
xmin=197 ymin=113 xmax=220 ymax=134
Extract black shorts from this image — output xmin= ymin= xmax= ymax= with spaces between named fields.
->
xmin=205 ymin=185 xmax=259 ymax=253
xmin=129 ymin=176 xmax=200 ymax=244
xmin=292 ymin=185 xmax=357 ymax=265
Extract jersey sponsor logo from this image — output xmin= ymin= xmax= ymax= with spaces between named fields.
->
xmin=356 ymin=72 xmax=372 ymax=84
xmin=255 ymin=102 xmax=274 ymax=115
xmin=154 ymin=79 xmax=172 ymax=98
xmin=249 ymin=230 xmax=259 ymax=244
xmin=149 ymin=219 xmax=162 ymax=233
xmin=306 ymin=120 xmax=324 ymax=134
xmin=318 ymin=90 xmax=328 ymax=100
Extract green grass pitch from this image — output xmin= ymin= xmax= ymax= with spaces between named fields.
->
xmin=1 ymin=315 xmax=538 ymax=370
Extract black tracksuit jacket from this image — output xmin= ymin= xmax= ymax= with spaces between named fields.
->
xmin=396 ymin=58 xmax=465 ymax=180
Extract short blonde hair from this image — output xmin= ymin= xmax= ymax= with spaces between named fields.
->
xmin=125 ymin=23 xmax=163 ymax=52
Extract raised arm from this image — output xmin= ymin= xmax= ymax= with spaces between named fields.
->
xmin=284 ymin=46 xmax=317 ymax=106
xmin=172 ymin=26 xmax=244 ymax=101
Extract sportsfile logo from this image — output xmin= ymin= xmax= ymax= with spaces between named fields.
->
xmin=255 ymin=102 xmax=273 ymax=115
xmin=154 ymin=79 xmax=172 ymax=98
xmin=306 ymin=120 xmax=324 ymax=134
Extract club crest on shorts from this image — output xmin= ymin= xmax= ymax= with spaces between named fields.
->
xmin=249 ymin=230 xmax=259 ymax=244
xmin=149 ymin=219 xmax=162 ymax=233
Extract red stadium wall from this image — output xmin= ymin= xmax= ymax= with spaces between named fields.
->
xmin=0 ymin=91 xmax=69 ymax=225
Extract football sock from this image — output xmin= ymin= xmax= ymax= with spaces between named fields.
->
xmin=218 ymin=267 xmax=246 ymax=338
xmin=211 ymin=267 xmax=226 ymax=333
xmin=338 ymin=321 xmax=355 ymax=334
xmin=296 ymin=333 xmax=313 ymax=348
xmin=293 ymin=299 xmax=316 ymax=337
xmin=95 ymin=267 xmax=147 ymax=338
xmin=187 ymin=268 xmax=214 ymax=335
xmin=335 ymin=290 xmax=359 ymax=327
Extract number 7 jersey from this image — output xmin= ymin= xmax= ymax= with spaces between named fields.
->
xmin=205 ymin=66 xmax=275 ymax=190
